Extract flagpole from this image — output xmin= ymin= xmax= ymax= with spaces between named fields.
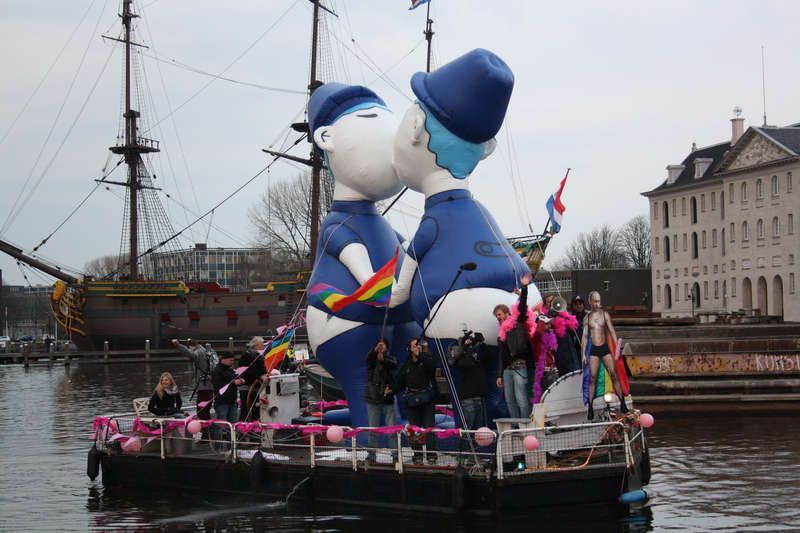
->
xmin=425 ymin=1 xmax=434 ymax=73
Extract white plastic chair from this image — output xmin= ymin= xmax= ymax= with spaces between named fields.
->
xmin=132 ymin=397 xmax=149 ymax=417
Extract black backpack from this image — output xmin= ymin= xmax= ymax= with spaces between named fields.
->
xmin=506 ymin=324 xmax=529 ymax=357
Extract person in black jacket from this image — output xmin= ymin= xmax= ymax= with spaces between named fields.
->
xmin=364 ymin=338 xmax=397 ymax=461
xmin=449 ymin=331 xmax=488 ymax=430
xmin=238 ymin=336 xmax=269 ymax=422
xmin=211 ymin=353 xmax=244 ymax=424
xmin=496 ymin=273 xmax=535 ymax=419
xmin=148 ymin=372 xmax=183 ymax=416
xmin=394 ymin=337 xmax=437 ymax=464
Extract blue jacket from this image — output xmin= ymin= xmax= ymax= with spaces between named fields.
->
xmin=308 ymin=200 xmax=413 ymax=324
xmin=407 ymin=189 xmax=530 ymax=325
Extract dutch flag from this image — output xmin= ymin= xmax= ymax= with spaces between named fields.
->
xmin=545 ymin=171 xmax=570 ymax=234
xmin=408 ymin=0 xmax=430 ymax=10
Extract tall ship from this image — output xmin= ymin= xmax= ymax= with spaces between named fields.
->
xmin=0 ymin=0 xmax=341 ymax=350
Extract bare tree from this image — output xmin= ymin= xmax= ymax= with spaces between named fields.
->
xmin=618 ymin=215 xmax=651 ymax=268
xmin=249 ymin=172 xmax=333 ymax=270
xmin=84 ymin=254 xmax=125 ymax=278
xmin=552 ymin=225 xmax=627 ymax=270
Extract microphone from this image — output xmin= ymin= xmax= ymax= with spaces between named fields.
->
xmin=459 ymin=262 xmax=477 ymax=271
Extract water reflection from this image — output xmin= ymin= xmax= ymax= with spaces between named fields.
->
xmin=0 ymin=363 xmax=798 ymax=531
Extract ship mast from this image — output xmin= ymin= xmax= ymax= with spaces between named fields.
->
xmin=106 ymin=0 xmax=160 ymax=280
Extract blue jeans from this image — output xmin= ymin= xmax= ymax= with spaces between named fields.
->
xmin=503 ymin=367 xmax=530 ymax=419
xmin=460 ymin=397 xmax=486 ymax=430
xmin=366 ymin=401 xmax=397 ymax=456
xmin=214 ymin=402 xmax=238 ymax=425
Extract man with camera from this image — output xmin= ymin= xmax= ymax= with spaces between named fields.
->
xmin=364 ymin=338 xmax=397 ymax=462
xmin=449 ymin=330 xmax=489 ymax=430
xmin=394 ymin=337 xmax=437 ymax=464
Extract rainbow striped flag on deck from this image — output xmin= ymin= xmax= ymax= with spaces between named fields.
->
xmin=264 ymin=329 xmax=294 ymax=372
xmin=309 ymin=248 xmax=398 ymax=313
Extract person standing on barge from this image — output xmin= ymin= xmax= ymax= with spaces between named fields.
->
xmin=237 ymin=336 xmax=268 ymax=422
xmin=394 ymin=337 xmax=437 ymax=464
xmin=211 ymin=353 xmax=244 ymax=424
xmin=496 ymin=274 xmax=536 ymax=419
xmin=581 ymin=291 xmax=629 ymax=420
xmin=365 ymin=338 xmax=397 ymax=461
xmin=172 ymin=339 xmax=217 ymax=419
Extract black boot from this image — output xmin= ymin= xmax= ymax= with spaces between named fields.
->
xmin=619 ymin=396 xmax=629 ymax=413
xmin=587 ymin=403 xmax=594 ymax=420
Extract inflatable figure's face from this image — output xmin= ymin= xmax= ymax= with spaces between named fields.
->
xmin=313 ymin=105 xmax=402 ymax=201
xmin=393 ymin=103 xmax=496 ymax=196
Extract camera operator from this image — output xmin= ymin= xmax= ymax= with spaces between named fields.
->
xmin=172 ymin=339 xmax=218 ymax=419
xmin=449 ymin=330 xmax=489 ymax=430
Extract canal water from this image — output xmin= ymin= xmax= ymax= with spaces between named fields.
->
xmin=1 ymin=362 xmax=798 ymax=531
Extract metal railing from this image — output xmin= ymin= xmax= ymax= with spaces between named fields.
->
xmin=93 ymin=416 xmax=638 ymax=481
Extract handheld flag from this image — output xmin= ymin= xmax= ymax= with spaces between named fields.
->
xmin=408 ymin=0 xmax=430 ymax=10
xmin=264 ymin=329 xmax=294 ymax=372
xmin=309 ymin=248 xmax=398 ymax=313
xmin=545 ymin=169 xmax=570 ymax=233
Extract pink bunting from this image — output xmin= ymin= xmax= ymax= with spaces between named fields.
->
xmin=234 ymin=366 xmax=248 ymax=376
xmin=218 ymin=383 xmax=230 ymax=396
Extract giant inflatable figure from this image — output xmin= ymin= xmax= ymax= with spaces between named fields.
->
xmin=305 ymin=83 xmax=419 ymax=429
xmin=390 ymin=49 xmax=541 ymax=422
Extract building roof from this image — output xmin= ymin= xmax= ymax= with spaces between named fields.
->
xmin=644 ymin=123 xmax=800 ymax=197
xmin=644 ymin=141 xmax=730 ymax=196
xmin=757 ymin=126 xmax=800 ymax=155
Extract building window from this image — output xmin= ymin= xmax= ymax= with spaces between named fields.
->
xmin=757 ymin=178 xmax=764 ymax=199
xmin=730 ymin=222 xmax=735 ymax=241
xmin=722 ymin=228 xmax=726 ymax=256
xmin=664 ymin=236 xmax=671 ymax=262
xmin=703 ymin=281 xmax=709 ymax=299
xmin=702 ymin=230 xmax=707 ymax=249
xmin=788 ymin=172 xmax=793 ymax=193
xmin=757 ymin=219 xmax=764 ymax=240
xmin=732 ymin=278 xmax=737 ymax=297
xmin=772 ymin=216 xmax=780 ymax=238
xmin=790 ymin=254 xmax=795 ymax=265
xmin=656 ymin=285 xmax=661 ymax=303
xmin=683 ymin=282 xmax=688 ymax=298
xmin=691 ymin=197 xmax=698 ymax=224
xmin=742 ymin=221 xmax=749 ymax=241
xmin=664 ymin=285 xmax=672 ymax=309
xmin=655 ymin=237 xmax=659 ymax=255
xmin=673 ymin=234 xmax=678 ymax=252
xmin=741 ymin=182 xmax=748 ymax=202
xmin=653 ymin=202 xmax=658 ymax=219
xmin=729 ymin=183 xmax=735 ymax=202
xmin=682 ymin=197 xmax=686 ymax=215
xmin=791 ymin=273 xmax=796 ymax=294
xmin=672 ymin=198 xmax=676 ymax=215
xmin=711 ymin=191 xmax=716 ymax=210
xmin=712 ymin=229 xmax=718 ymax=247
xmin=691 ymin=232 xmax=699 ymax=259
xmin=701 ymin=194 xmax=706 ymax=211
xmin=714 ymin=280 xmax=719 ymax=299
xmin=656 ymin=270 xmax=660 ymax=279
xmin=772 ymin=175 xmax=779 ymax=196
xmin=662 ymin=201 xmax=669 ymax=228
xmin=788 ymin=214 xmax=794 ymax=235
xmin=682 ymin=233 xmax=688 ymax=251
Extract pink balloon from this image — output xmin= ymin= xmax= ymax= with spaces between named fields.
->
xmin=186 ymin=420 xmax=202 ymax=434
xmin=122 ymin=437 xmax=141 ymax=453
xmin=523 ymin=435 xmax=539 ymax=451
xmin=475 ymin=427 xmax=495 ymax=447
xmin=326 ymin=425 xmax=344 ymax=443
xmin=639 ymin=413 xmax=655 ymax=429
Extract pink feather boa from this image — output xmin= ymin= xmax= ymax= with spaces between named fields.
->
xmin=497 ymin=300 xmax=537 ymax=343
xmin=552 ymin=311 xmax=578 ymax=339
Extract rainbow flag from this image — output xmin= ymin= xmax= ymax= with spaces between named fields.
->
xmin=309 ymin=248 xmax=398 ymax=313
xmin=264 ymin=329 xmax=294 ymax=372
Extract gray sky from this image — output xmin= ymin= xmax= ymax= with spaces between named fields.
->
xmin=2 ymin=0 xmax=799 ymax=286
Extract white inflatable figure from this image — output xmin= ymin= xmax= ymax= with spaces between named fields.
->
xmin=390 ymin=49 xmax=540 ymax=344
xmin=305 ymin=83 xmax=419 ymax=429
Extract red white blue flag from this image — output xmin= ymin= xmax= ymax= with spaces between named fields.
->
xmin=546 ymin=170 xmax=569 ymax=233
xmin=408 ymin=0 xmax=430 ymax=10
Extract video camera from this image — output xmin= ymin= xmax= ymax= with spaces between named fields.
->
xmin=447 ymin=329 xmax=486 ymax=366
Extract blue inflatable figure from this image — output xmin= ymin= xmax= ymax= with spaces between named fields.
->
xmin=390 ymin=49 xmax=541 ymax=425
xmin=305 ymin=83 xmax=420 ymax=429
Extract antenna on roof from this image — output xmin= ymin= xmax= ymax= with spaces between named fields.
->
xmin=761 ymin=45 xmax=768 ymax=127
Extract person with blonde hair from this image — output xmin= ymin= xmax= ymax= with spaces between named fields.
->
xmin=148 ymin=372 xmax=183 ymax=416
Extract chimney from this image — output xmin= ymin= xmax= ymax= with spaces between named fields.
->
xmin=731 ymin=106 xmax=745 ymax=144
xmin=694 ymin=157 xmax=713 ymax=179
xmin=666 ymin=164 xmax=685 ymax=185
